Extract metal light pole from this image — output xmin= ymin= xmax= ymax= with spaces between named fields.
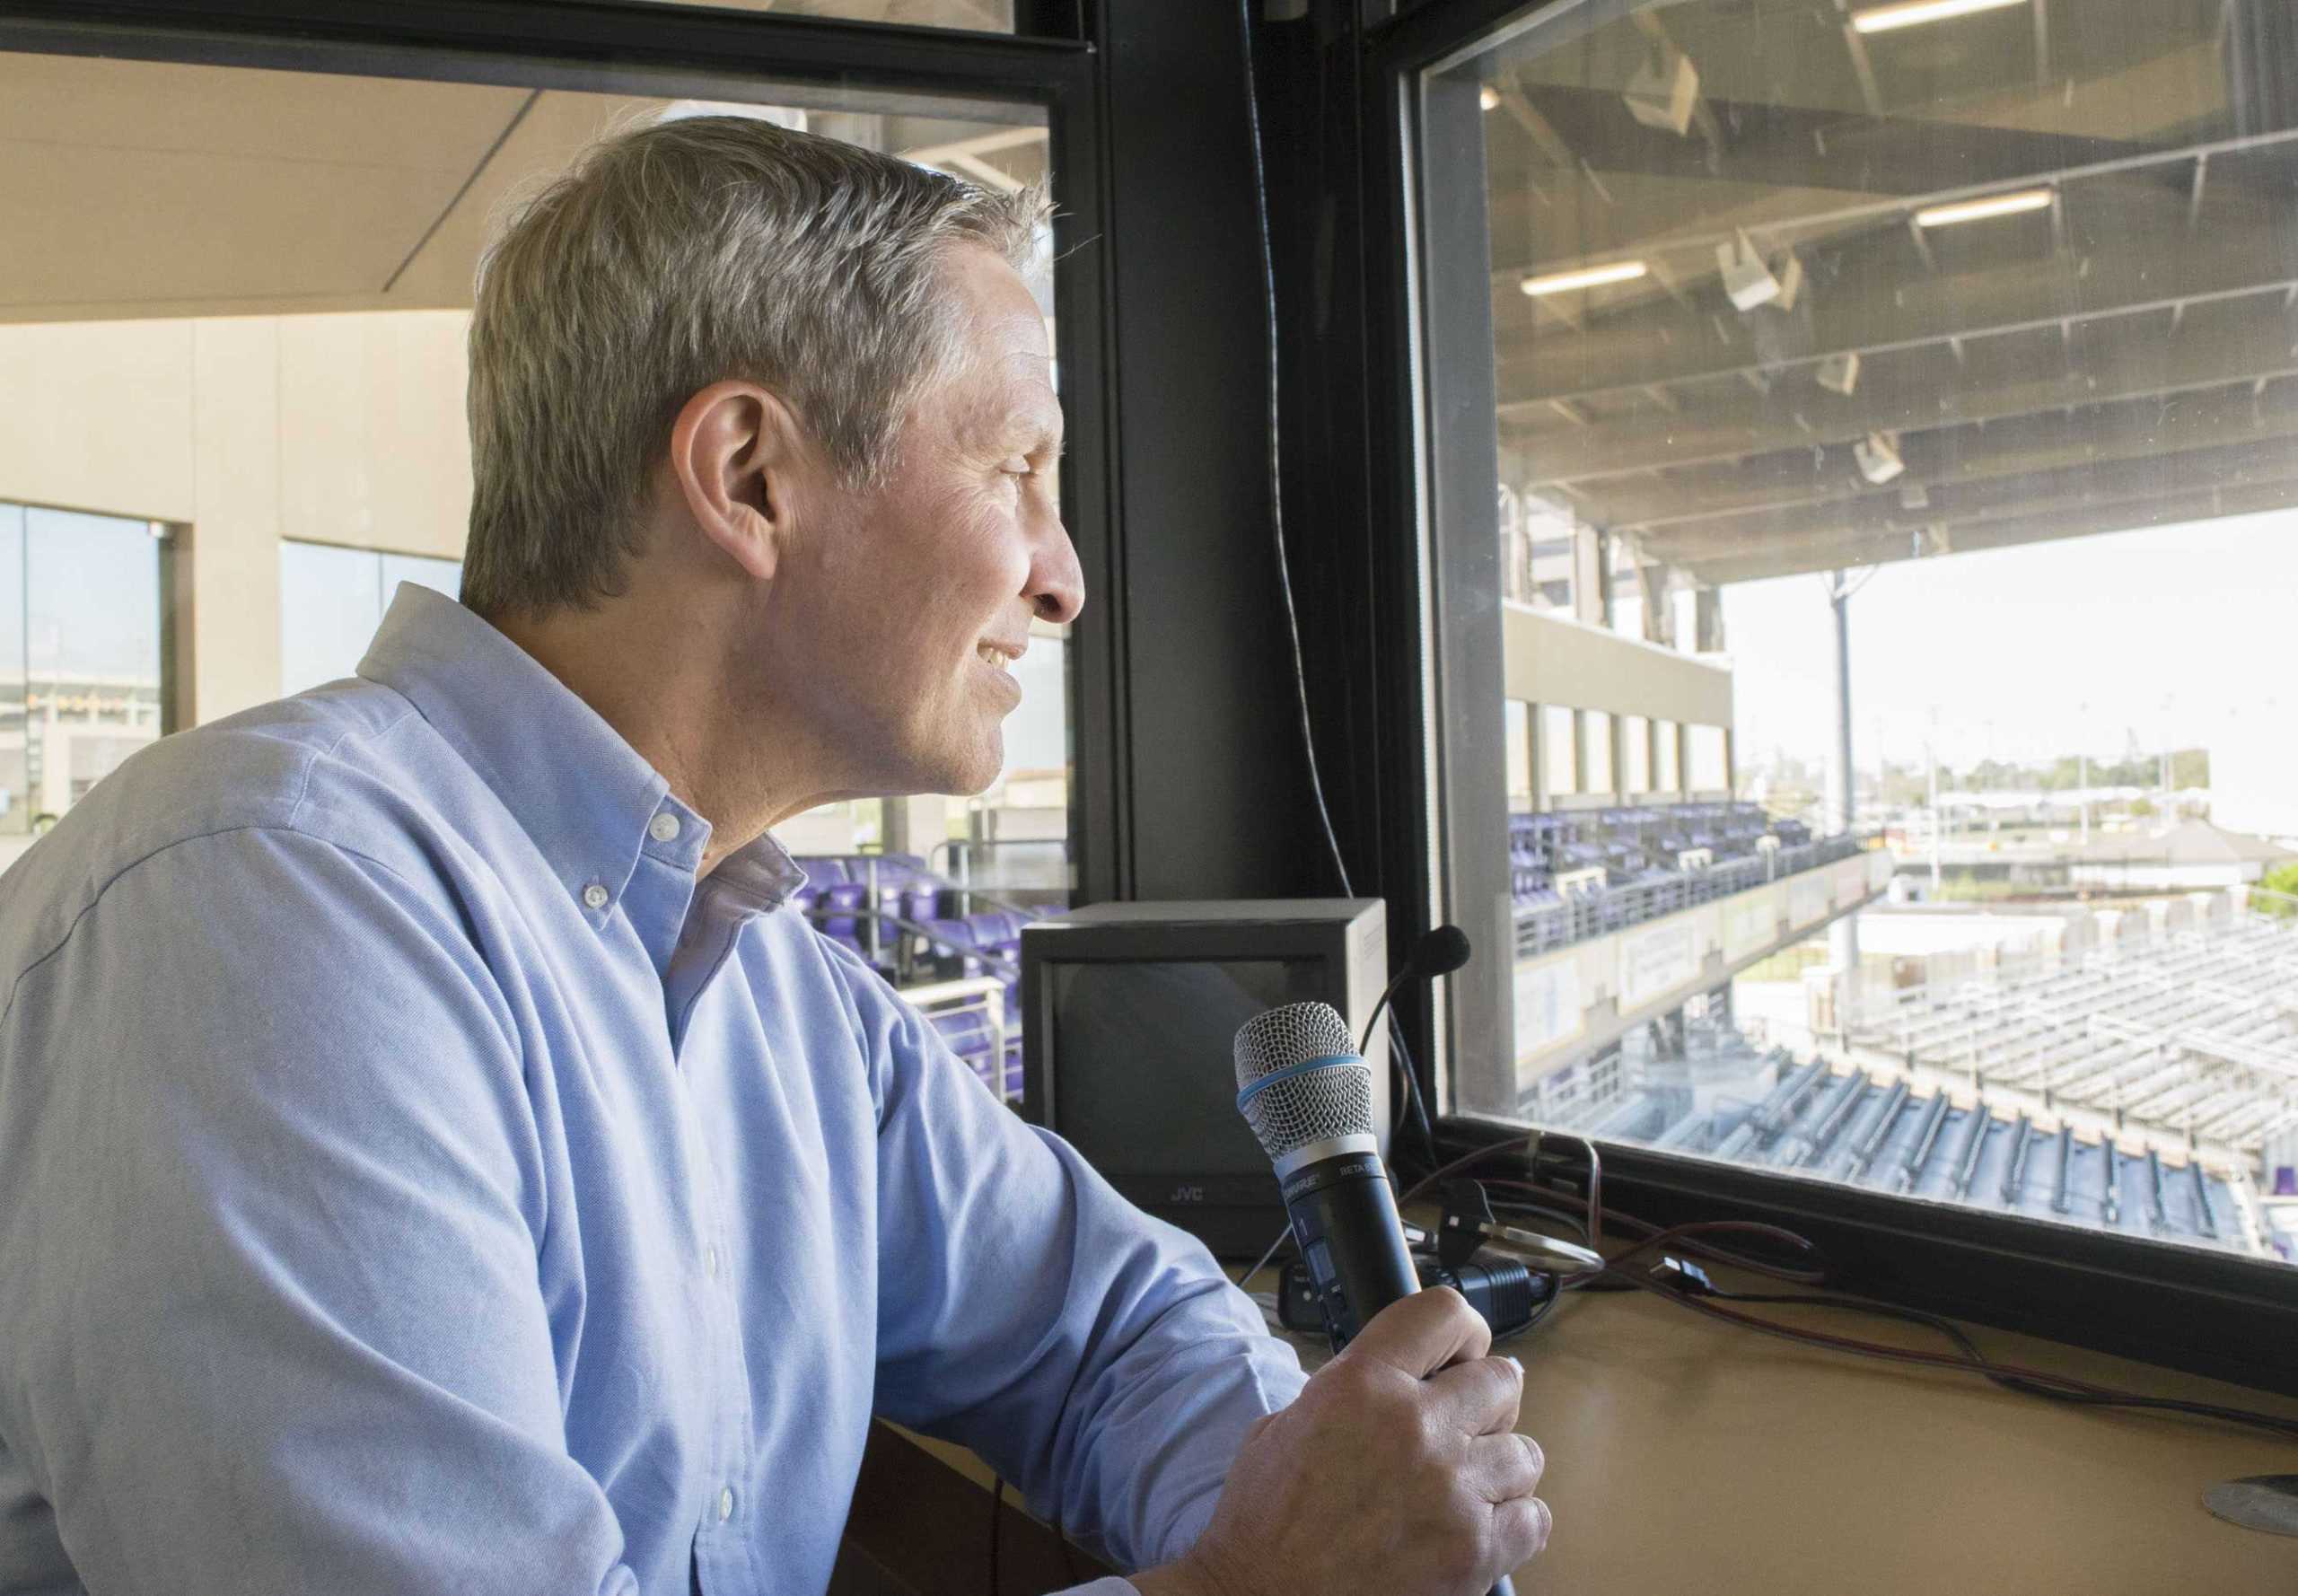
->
xmin=1826 ymin=572 xmax=1860 ymax=1006
xmin=1927 ymin=734 xmax=1941 ymax=896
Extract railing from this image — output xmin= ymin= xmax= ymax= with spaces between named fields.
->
xmin=899 ymin=975 xmax=1014 ymax=1102
xmin=1513 ymin=832 xmax=1870 ymax=958
xmin=927 ymin=837 xmax=1068 ymax=915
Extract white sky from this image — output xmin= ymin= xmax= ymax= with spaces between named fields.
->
xmin=1721 ymin=510 xmax=2298 ymax=776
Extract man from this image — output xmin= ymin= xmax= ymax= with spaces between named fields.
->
xmin=0 ymin=118 xmax=1548 ymax=1595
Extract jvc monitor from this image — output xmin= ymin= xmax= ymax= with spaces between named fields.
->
xmin=1020 ymin=899 xmax=1390 ymax=1256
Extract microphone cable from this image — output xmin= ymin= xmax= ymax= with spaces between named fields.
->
xmin=1237 ymin=0 xmax=1441 ymax=1180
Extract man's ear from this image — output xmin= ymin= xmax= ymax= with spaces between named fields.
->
xmin=666 ymin=380 xmax=807 ymax=582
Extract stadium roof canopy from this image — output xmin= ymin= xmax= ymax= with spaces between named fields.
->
xmin=1486 ymin=0 xmax=2298 ymax=587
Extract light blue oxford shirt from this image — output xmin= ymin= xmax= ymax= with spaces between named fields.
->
xmin=0 ymin=584 xmax=1303 ymax=1596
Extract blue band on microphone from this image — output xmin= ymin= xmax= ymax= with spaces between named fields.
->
xmin=1235 ymin=1053 xmax=1364 ymax=1112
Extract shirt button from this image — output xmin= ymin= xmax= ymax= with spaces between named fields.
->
xmin=717 ymin=1486 xmax=736 ymax=1522
xmin=650 ymin=811 xmax=681 ymax=843
xmin=582 ymin=882 xmax=610 ymax=911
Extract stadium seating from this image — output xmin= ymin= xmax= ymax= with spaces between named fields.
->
xmin=788 ymin=852 xmax=1051 ymax=1102
xmin=1508 ymin=801 xmax=1852 ymax=955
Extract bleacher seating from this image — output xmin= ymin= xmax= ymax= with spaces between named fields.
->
xmin=1508 ymin=801 xmax=1855 ymax=956
xmin=788 ymin=853 xmax=1054 ymax=1101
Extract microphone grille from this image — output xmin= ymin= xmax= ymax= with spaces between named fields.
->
xmin=1232 ymin=1001 xmax=1375 ymax=1162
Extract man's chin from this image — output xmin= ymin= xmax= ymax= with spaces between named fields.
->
xmin=900 ymin=742 xmax=1003 ymax=802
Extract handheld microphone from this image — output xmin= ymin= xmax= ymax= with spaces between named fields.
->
xmin=1234 ymin=1000 xmax=1418 ymax=1349
xmin=1235 ymin=1000 xmax=1521 ymax=1596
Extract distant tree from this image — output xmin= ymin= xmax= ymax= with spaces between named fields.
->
xmin=2128 ymin=797 xmax=2155 ymax=818
xmin=2256 ymin=861 xmax=2298 ymax=918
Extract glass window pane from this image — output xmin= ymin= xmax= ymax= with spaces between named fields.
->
xmin=6 ymin=48 xmax=1071 ymax=1010
xmin=22 ymin=507 xmax=161 ymax=823
xmin=1424 ymin=0 xmax=2296 ymax=1264
xmin=280 ymin=542 xmax=385 ymax=697
xmin=1583 ymin=710 xmax=1614 ymax=795
xmin=1542 ymin=705 xmax=1577 ymax=796
xmin=1604 ymin=538 xmax=1644 ymax=640
xmin=1504 ymin=700 xmax=1532 ymax=809
xmin=1688 ymin=725 xmax=1727 ymax=793
xmin=0 ymin=504 xmax=25 ymax=846
xmin=379 ymin=553 xmax=463 ymax=605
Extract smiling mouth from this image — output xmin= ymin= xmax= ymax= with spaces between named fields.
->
xmin=976 ymin=643 xmax=1025 ymax=672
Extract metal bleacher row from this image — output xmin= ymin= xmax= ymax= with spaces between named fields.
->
xmin=1511 ymin=801 xmax=1848 ymax=957
xmin=1839 ymin=913 xmax=2298 ymax=1158
xmin=792 ymin=855 xmax=1050 ymax=1101
xmin=1563 ymin=1002 xmax=2276 ymax=1258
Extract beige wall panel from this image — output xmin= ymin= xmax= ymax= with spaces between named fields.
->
xmin=1503 ymin=601 xmax=1732 ymax=728
xmin=0 ymin=320 xmax=197 ymax=520
xmin=276 ymin=312 xmax=473 ymax=560
xmin=189 ymin=320 xmax=284 ymax=720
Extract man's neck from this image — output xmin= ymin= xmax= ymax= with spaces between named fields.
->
xmin=488 ymin=600 xmax=845 ymax=878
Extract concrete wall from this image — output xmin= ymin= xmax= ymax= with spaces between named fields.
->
xmin=0 ymin=311 xmax=472 ymax=723
xmin=1502 ymin=600 xmax=1732 ymax=728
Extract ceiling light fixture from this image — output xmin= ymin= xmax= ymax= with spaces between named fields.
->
xmin=1851 ymin=0 xmax=2028 ymax=35
xmin=1520 ymin=260 xmax=1648 ymax=296
xmin=1915 ymin=188 xmax=2054 ymax=228
xmin=1479 ymin=84 xmax=1501 ymax=111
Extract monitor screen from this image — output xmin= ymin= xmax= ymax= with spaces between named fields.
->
xmin=1048 ymin=957 xmax=1330 ymax=1179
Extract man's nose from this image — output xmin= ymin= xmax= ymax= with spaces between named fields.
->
xmin=1030 ymin=520 xmax=1085 ymax=627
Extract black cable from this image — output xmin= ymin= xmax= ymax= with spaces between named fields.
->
xmin=1232 ymin=1220 xmax=1295 ymax=1289
xmin=1704 ymin=1286 xmax=2298 ymax=1442
xmin=1605 ymin=1262 xmax=2298 ymax=1444
xmin=1241 ymin=0 xmax=1449 ymax=1180
xmin=986 ymin=1475 xmax=1002 ymax=1596
xmin=1237 ymin=0 xmax=1350 ymax=899
xmin=1387 ymin=1012 xmax=1442 ymax=1173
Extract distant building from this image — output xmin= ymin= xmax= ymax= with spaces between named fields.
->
xmin=2210 ymin=732 xmax=2298 ymax=846
xmin=2068 ymin=819 xmax=2295 ymax=892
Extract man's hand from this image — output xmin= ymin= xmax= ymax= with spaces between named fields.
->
xmin=1131 ymin=1289 xmax=1549 ymax=1596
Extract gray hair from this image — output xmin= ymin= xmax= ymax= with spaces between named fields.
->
xmin=461 ymin=113 xmax=1049 ymax=619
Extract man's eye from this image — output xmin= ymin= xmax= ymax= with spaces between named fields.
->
xmin=1000 ymin=456 xmax=1034 ymax=477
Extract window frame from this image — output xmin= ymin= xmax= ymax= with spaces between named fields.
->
xmin=1359 ymin=0 xmax=2298 ymax=1396
xmin=0 ymin=0 xmax=1123 ymax=905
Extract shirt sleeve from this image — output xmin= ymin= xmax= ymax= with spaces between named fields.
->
xmin=842 ymin=945 xmax=1307 ymax=1577
xmin=0 ymin=827 xmax=640 ymax=1596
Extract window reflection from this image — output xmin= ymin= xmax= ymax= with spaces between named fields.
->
xmin=1430 ymin=0 xmax=2298 ymax=1258
xmin=280 ymin=540 xmax=461 ymax=697
xmin=0 ymin=504 xmax=162 ymax=850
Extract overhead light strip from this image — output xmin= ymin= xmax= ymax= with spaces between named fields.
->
xmin=1915 ymin=188 xmax=2054 ymax=228
xmin=1852 ymin=0 xmax=2029 ymax=35
xmin=1520 ymin=260 xmax=1648 ymax=296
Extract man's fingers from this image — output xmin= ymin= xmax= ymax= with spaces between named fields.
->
xmin=1425 ymin=1353 xmax=1523 ymax=1438
xmin=1343 ymin=1287 xmax=1492 ymax=1380
xmin=1490 ymin=1495 xmax=1553 ymax=1574
xmin=1462 ymin=1430 xmax=1544 ymax=1504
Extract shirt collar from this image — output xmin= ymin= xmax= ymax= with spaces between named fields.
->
xmin=356 ymin=584 xmax=804 ymax=927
